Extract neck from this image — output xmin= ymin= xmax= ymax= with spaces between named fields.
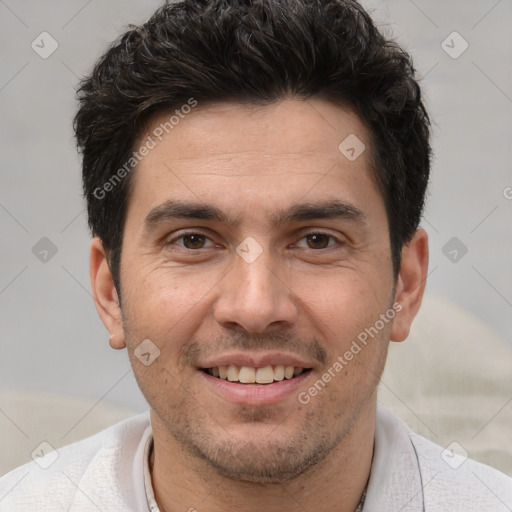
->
xmin=149 ymin=398 xmax=376 ymax=512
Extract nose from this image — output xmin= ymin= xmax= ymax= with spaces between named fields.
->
xmin=213 ymin=245 xmax=299 ymax=334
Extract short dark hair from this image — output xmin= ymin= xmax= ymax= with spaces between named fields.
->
xmin=74 ymin=0 xmax=431 ymax=297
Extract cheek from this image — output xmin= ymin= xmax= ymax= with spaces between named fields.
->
xmin=120 ymin=264 xmax=221 ymax=348
xmin=290 ymin=269 xmax=387 ymax=341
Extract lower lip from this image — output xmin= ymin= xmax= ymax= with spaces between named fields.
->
xmin=200 ymin=370 xmax=312 ymax=406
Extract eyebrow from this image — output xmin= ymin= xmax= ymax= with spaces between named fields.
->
xmin=143 ymin=199 xmax=366 ymax=230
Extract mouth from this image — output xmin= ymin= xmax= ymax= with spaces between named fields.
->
xmin=201 ymin=365 xmax=313 ymax=384
xmin=198 ymin=352 xmax=316 ymax=405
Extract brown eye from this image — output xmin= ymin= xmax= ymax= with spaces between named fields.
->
xmin=182 ymin=234 xmax=207 ymax=249
xmin=305 ymin=233 xmax=331 ymax=249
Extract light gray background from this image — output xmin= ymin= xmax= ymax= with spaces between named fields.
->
xmin=1 ymin=0 xmax=511 ymax=418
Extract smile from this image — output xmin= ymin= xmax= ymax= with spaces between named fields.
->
xmin=202 ymin=365 xmax=313 ymax=384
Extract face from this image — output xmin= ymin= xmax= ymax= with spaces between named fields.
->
xmin=101 ymin=98 xmax=404 ymax=483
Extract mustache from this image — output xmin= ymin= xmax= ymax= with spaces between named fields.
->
xmin=179 ymin=331 xmax=328 ymax=367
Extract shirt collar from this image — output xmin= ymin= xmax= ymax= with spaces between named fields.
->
xmin=143 ymin=433 xmax=160 ymax=512
xmin=362 ymin=402 xmax=424 ymax=511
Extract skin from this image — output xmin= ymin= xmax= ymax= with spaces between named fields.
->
xmin=91 ymin=97 xmax=428 ymax=512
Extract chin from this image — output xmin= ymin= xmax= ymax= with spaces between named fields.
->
xmin=167 ymin=413 xmax=343 ymax=485
xmin=193 ymin=438 xmax=331 ymax=484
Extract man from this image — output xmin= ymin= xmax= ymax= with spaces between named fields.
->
xmin=1 ymin=0 xmax=511 ymax=510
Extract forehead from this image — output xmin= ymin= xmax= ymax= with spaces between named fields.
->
xmin=141 ymin=98 xmax=371 ymax=166
xmin=127 ymin=97 xmax=382 ymax=227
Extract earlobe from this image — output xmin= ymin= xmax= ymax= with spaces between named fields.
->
xmin=390 ymin=228 xmax=429 ymax=343
xmin=90 ymin=237 xmax=126 ymax=349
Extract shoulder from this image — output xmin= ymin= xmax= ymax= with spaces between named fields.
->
xmin=409 ymin=432 xmax=512 ymax=511
xmin=368 ymin=403 xmax=512 ymax=511
xmin=0 ymin=411 xmax=151 ymax=512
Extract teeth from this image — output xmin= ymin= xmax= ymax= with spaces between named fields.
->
xmin=239 ymin=366 xmax=256 ymax=383
xmin=227 ymin=365 xmax=239 ymax=382
xmin=255 ymin=366 xmax=274 ymax=384
xmin=206 ymin=364 xmax=308 ymax=384
xmin=273 ymin=365 xmax=285 ymax=381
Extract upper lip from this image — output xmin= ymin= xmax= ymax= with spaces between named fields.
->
xmin=198 ymin=351 xmax=315 ymax=370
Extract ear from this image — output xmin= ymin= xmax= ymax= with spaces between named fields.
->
xmin=390 ymin=228 xmax=429 ymax=342
xmin=90 ymin=237 xmax=126 ymax=349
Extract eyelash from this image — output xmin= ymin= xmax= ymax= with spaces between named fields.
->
xmin=167 ymin=231 xmax=341 ymax=250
